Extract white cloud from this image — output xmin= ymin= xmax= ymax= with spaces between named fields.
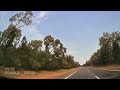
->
xmin=35 ymin=11 xmax=51 ymax=24
xmin=21 ymin=11 xmax=51 ymax=41
xmin=38 ymin=11 xmax=48 ymax=19
xmin=22 ymin=24 xmax=44 ymax=42
xmin=29 ymin=25 xmax=40 ymax=33
xmin=27 ymin=11 xmax=52 ymax=40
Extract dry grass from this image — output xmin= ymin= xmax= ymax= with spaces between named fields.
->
xmin=94 ymin=64 xmax=120 ymax=70
xmin=0 ymin=67 xmax=79 ymax=79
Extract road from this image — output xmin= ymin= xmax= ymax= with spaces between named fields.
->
xmin=0 ymin=67 xmax=120 ymax=79
xmin=0 ymin=76 xmax=14 ymax=79
xmin=63 ymin=67 xmax=120 ymax=79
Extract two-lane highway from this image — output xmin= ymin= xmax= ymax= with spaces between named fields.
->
xmin=64 ymin=67 xmax=120 ymax=79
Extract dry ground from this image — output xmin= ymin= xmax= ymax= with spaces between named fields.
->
xmin=0 ymin=67 xmax=79 ymax=79
xmin=93 ymin=64 xmax=120 ymax=71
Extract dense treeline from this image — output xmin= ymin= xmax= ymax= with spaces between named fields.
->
xmin=84 ymin=31 xmax=120 ymax=66
xmin=0 ymin=11 xmax=80 ymax=70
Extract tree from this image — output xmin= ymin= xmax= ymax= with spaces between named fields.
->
xmin=31 ymin=40 xmax=43 ymax=52
xmin=0 ymin=11 xmax=34 ymax=68
xmin=112 ymin=31 xmax=120 ymax=64
xmin=99 ymin=32 xmax=112 ymax=65
xmin=17 ymin=36 xmax=31 ymax=70
xmin=1 ymin=25 xmax=22 ymax=48
xmin=1 ymin=11 xmax=34 ymax=48
xmin=85 ymin=31 xmax=120 ymax=66
xmin=9 ymin=11 xmax=34 ymax=28
xmin=44 ymin=35 xmax=54 ymax=54
xmin=0 ymin=11 xmax=80 ymax=71
xmin=0 ymin=31 xmax=2 ymax=45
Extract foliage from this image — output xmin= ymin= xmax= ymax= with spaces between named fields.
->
xmin=0 ymin=11 xmax=80 ymax=70
xmin=84 ymin=31 xmax=120 ymax=66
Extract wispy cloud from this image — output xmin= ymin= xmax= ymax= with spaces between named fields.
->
xmin=38 ymin=11 xmax=48 ymax=19
xmin=0 ymin=11 xmax=49 ymax=43
xmin=35 ymin=11 xmax=51 ymax=24
xmin=21 ymin=11 xmax=52 ymax=42
xmin=23 ymin=25 xmax=44 ymax=42
xmin=29 ymin=25 xmax=40 ymax=33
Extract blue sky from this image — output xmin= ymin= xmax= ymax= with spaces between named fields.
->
xmin=0 ymin=11 xmax=120 ymax=65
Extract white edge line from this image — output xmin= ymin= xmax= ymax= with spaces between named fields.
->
xmin=95 ymin=76 xmax=100 ymax=79
xmin=64 ymin=70 xmax=78 ymax=79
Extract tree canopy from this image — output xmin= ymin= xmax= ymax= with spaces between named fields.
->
xmin=0 ymin=11 xmax=80 ymax=71
xmin=84 ymin=31 xmax=120 ymax=66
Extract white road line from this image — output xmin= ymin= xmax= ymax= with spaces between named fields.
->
xmin=95 ymin=76 xmax=100 ymax=79
xmin=64 ymin=71 xmax=78 ymax=79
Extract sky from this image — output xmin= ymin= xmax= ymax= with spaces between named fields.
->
xmin=0 ymin=11 xmax=120 ymax=65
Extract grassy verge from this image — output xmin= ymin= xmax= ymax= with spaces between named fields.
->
xmin=0 ymin=67 xmax=79 ymax=79
xmin=94 ymin=64 xmax=120 ymax=70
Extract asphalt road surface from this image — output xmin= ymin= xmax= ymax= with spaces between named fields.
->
xmin=0 ymin=76 xmax=14 ymax=79
xmin=63 ymin=67 xmax=120 ymax=79
xmin=0 ymin=67 xmax=120 ymax=79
